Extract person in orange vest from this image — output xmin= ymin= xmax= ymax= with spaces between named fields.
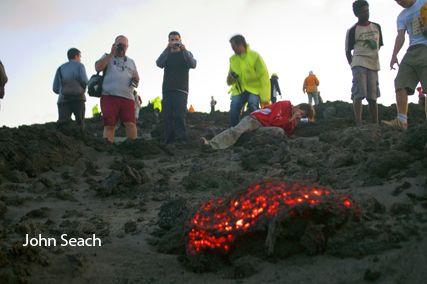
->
xmin=188 ymin=104 xmax=195 ymax=113
xmin=302 ymin=71 xmax=320 ymax=105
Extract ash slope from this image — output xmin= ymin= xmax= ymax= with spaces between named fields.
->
xmin=0 ymin=100 xmax=426 ymax=284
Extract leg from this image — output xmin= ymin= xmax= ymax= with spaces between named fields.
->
xmin=353 ymin=98 xmax=363 ymax=127
xmin=307 ymin=93 xmax=313 ymax=105
xmin=229 ymin=94 xmax=244 ymax=127
xmin=71 ymin=101 xmax=86 ymax=131
xmin=123 ymin=122 xmax=137 ymax=139
xmin=271 ymin=96 xmax=276 ymax=104
xmin=209 ymin=116 xmax=263 ymax=150
xmin=162 ymin=92 xmax=175 ymax=144
xmin=313 ymin=92 xmax=319 ymax=105
xmin=57 ymin=102 xmax=73 ymax=122
xmin=172 ymin=92 xmax=188 ymax=143
xmin=367 ymin=99 xmax=378 ymax=124
xmin=247 ymin=93 xmax=260 ymax=113
xmin=396 ymin=88 xmax=408 ymax=115
xmin=103 ymin=125 xmax=116 ymax=142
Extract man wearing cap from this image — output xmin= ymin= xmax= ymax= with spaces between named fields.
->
xmin=270 ymin=73 xmax=282 ymax=104
xmin=302 ymin=71 xmax=320 ymax=105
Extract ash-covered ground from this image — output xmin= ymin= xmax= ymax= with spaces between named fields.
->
xmin=0 ymin=100 xmax=426 ymax=284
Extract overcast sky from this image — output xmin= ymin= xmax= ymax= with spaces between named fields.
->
xmin=0 ymin=0 xmax=413 ymax=128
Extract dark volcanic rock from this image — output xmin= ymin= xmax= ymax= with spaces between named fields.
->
xmin=365 ymin=151 xmax=414 ymax=178
xmin=182 ymin=166 xmax=243 ymax=191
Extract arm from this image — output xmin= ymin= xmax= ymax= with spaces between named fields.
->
xmin=156 ymin=48 xmax=170 ymax=68
xmin=0 ymin=61 xmax=7 ymax=86
xmin=95 ymin=53 xmax=114 ymax=73
xmin=346 ymin=50 xmax=353 ymax=65
xmin=79 ymin=64 xmax=89 ymax=89
xmin=183 ymin=50 xmax=197 ymax=69
xmin=390 ymin=29 xmax=406 ymax=70
xmin=53 ymin=68 xmax=60 ymax=94
xmin=302 ymin=78 xmax=307 ymax=93
xmin=254 ymin=55 xmax=271 ymax=104
xmin=315 ymin=77 xmax=319 ymax=86
xmin=276 ymin=81 xmax=282 ymax=96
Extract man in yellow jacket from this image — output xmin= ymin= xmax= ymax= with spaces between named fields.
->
xmin=302 ymin=71 xmax=320 ymax=105
xmin=151 ymin=96 xmax=162 ymax=118
xmin=227 ymin=35 xmax=270 ymax=127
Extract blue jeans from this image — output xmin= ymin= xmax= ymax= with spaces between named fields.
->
xmin=229 ymin=91 xmax=260 ymax=127
xmin=307 ymin=92 xmax=319 ymax=105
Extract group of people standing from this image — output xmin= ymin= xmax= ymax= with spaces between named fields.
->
xmin=345 ymin=0 xmax=427 ymax=129
xmin=2 ymin=0 xmax=422 ymax=150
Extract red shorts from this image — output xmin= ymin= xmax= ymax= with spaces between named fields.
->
xmin=100 ymin=95 xmax=136 ymax=126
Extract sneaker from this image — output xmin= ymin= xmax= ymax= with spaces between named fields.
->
xmin=198 ymin=137 xmax=208 ymax=151
xmin=381 ymin=118 xmax=408 ymax=130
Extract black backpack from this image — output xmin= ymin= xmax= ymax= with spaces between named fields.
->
xmin=88 ymin=66 xmax=107 ymax=98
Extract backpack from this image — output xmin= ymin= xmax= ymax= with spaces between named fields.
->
xmin=58 ymin=67 xmax=85 ymax=100
xmin=88 ymin=66 xmax=107 ymax=98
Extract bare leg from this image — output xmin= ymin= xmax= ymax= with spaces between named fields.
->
xmin=367 ymin=99 xmax=378 ymax=124
xmin=396 ymin=88 xmax=408 ymax=115
xmin=123 ymin=122 xmax=137 ymax=139
xmin=103 ymin=125 xmax=116 ymax=142
xmin=353 ymin=98 xmax=363 ymax=126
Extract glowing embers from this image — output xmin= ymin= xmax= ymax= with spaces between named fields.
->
xmin=186 ymin=180 xmax=356 ymax=255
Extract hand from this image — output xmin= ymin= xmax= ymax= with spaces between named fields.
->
xmin=167 ymin=42 xmax=174 ymax=50
xmin=303 ymin=90 xmax=306 ymax=94
xmin=132 ymin=74 xmax=140 ymax=84
xmin=180 ymin=43 xmax=186 ymax=50
xmin=110 ymin=44 xmax=118 ymax=55
xmin=261 ymin=102 xmax=270 ymax=108
xmin=291 ymin=111 xmax=303 ymax=121
xmin=227 ymin=74 xmax=235 ymax=84
xmin=390 ymin=55 xmax=399 ymax=70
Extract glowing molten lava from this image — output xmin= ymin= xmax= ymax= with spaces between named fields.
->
xmin=186 ymin=180 xmax=355 ymax=255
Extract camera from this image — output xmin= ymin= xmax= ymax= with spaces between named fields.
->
xmin=230 ymin=72 xmax=239 ymax=79
xmin=173 ymin=42 xmax=181 ymax=47
xmin=130 ymin=79 xmax=138 ymax=88
xmin=300 ymin=118 xmax=309 ymax=122
xmin=117 ymin=43 xmax=125 ymax=51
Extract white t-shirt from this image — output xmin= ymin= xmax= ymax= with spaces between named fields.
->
xmin=100 ymin=54 xmax=138 ymax=100
xmin=397 ymin=0 xmax=427 ymax=47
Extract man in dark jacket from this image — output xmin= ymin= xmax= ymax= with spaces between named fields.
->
xmin=156 ymin=31 xmax=197 ymax=144
xmin=0 ymin=60 xmax=7 ymax=111
xmin=270 ymin=73 xmax=282 ymax=104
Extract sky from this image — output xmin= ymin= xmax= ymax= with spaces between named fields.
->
xmin=0 ymin=0 xmax=415 ymax=128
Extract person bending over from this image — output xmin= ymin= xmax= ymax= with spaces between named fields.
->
xmin=199 ymin=101 xmax=315 ymax=151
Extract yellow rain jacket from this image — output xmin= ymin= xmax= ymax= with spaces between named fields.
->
xmin=92 ymin=105 xmax=99 ymax=116
xmin=151 ymin=97 xmax=162 ymax=113
xmin=227 ymin=44 xmax=270 ymax=104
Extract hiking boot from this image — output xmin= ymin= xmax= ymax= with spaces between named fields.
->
xmin=198 ymin=137 xmax=208 ymax=151
xmin=381 ymin=118 xmax=408 ymax=130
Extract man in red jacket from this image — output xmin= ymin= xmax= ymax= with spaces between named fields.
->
xmin=199 ymin=101 xmax=315 ymax=151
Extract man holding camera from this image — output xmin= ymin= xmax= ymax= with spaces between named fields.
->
xmin=53 ymin=48 xmax=88 ymax=131
xmin=227 ymin=35 xmax=270 ymax=128
xmin=95 ymin=35 xmax=139 ymax=142
xmin=156 ymin=31 xmax=197 ymax=145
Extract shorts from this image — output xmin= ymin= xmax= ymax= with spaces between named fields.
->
xmin=395 ymin=44 xmax=427 ymax=95
xmin=100 ymin=95 xmax=136 ymax=126
xmin=351 ymin=66 xmax=380 ymax=101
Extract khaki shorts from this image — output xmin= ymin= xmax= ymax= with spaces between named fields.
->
xmin=395 ymin=44 xmax=427 ymax=95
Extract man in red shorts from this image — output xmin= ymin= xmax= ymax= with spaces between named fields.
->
xmin=95 ymin=35 xmax=140 ymax=142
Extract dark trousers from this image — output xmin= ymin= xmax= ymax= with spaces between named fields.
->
xmin=271 ymin=96 xmax=277 ymax=104
xmin=210 ymin=106 xmax=215 ymax=114
xmin=162 ymin=91 xmax=188 ymax=144
xmin=58 ymin=101 xmax=86 ymax=128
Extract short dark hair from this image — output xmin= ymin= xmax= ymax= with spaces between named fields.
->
xmin=169 ymin=31 xmax=181 ymax=40
xmin=67 ymin=48 xmax=81 ymax=60
xmin=230 ymin=35 xmax=246 ymax=47
xmin=298 ymin=103 xmax=316 ymax=122
xmin=353 ymin=0 xmax=369 ymax=16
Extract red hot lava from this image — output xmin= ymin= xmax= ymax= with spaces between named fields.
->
xmin=186 ymin=180 xmax=356 ymax=255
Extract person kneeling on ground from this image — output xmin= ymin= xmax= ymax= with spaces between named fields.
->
xmin=199 ymin=101 xmax=315 ymax=151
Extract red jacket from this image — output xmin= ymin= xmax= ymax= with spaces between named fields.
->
xmin=250 ymin=100 xmax=296 ymax=136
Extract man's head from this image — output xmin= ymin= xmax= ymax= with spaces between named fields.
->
xmin=394 ymin=0 xmax=416 ymax=9
xmin=230 ymin=35 xmax=247 ymax=55
xmin=67 ymin=48 xmax=81 ymax=61
xmin=309 ymin=71 xmax=314 ymax=75
xmin=115 ymin=35 xmax=129 ymax=57
xmin=353 ymin=0 xmax=369 ymax=22
xmin=272 ymin=73 xmax=279 ymax=79
xmin=169 ymin=31 xmax=182 ymax=50
xmin=296 ymin=103 xmax=316 ymax=121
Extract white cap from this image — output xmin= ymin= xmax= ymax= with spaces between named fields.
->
xmin=309 ymin=70 xmax=314 ymax=75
